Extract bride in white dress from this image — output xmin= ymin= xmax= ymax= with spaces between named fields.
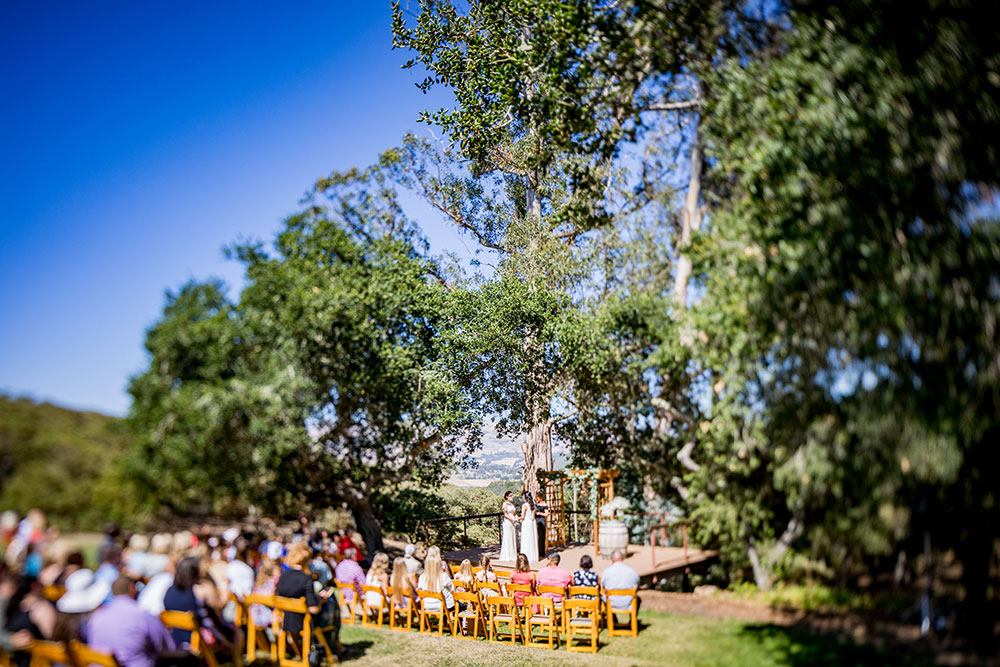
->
xmin=519 ymin=490 xmax=547 ymax=563
xmin=499 ymin=491 xmax=519 ymax=562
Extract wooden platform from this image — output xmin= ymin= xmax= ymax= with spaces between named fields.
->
xmin=441 ymin=541 xmax=717 ymax=581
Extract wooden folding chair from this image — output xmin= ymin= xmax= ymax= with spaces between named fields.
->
xmin=505 ymin=583 xmax=533 ymax=620
xmin=1 ymin=648 xmax=12 ymax=667
xmin=68 ymin=640 xmax=120 ymax=667
xmin=523 ymin=596 xmax=560 ymax=649
xmin=28 ymin=640 xmax=74 ymax=667
xmin=476 ymin=580 xmax=501 ymax=602
xmin=272 ymin=596 xmax=334 ymax=667
xmin=448 ymin=564 xmax=461 ymax=576
xmin=334 ymin=580 xmax=361 ymax=626
xmin=451 ymin=591 xmax=484 ymax=640
xmin=416 ymin=591 xmax=452 ymax=635
xmin=485 ymin=596 xmax=521 ymax=645
xmin=604 ymin=587 xmax=639 ymax=637
xmin=386 ymin=586 xmax=415 ymax=631
xmin=160 ymin=611 xmax=220 ymax=667
xmin=536 ymin=585 xmax=567 ymax=631
xmin=564 ymin=598 xmax=600 ymax=653
xmin=360 ymin=585 xmax=389 ymax=628
xmin=244 ymin=593 xmax=277 ymax=663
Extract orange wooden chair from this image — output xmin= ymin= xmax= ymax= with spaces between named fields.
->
xmin=386 ymin=586 xmax=416 ymax=631
xmin=485 ymin=595 xmax=521 ymax=645
xmin=523 ymin=595 xmax=560 ymax=649
xmin=243 ymin=593 xmax=277 ymax=663
xmin=360 ymin=585 xmax=390 ymax=628
xmin=159 ymin=610 xmax=220 ymax=667
xmin=272 ymin=596 xmax=334 ymax=667
xmin=564 ymin=598 xmax=600 ymax=653
xmin=28 ymin=640 xmax=74 ymax=667
xmin=604 ymin=587 xmax=639 ymax=637
xmin=536 ymin=585 xmax=568 ymax=631
xmin=67 ymin=640 xmax=120 ymax=667
xmin=334 ymin=580 xmax=362 ymax=626
xmin=416 ymin=591 xmax=453 ymax=635
xmin=505 ymin=583 xmax=533 ymax=620
xmin=451 ymin=591 xmax=484 ymax=640
xmin=41 ymin=586 xmax=65 ymax=604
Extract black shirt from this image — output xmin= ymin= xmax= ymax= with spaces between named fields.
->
xmin=276 ymin=568 xmax=318 ymax=636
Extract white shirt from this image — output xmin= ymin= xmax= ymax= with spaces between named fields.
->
xmin=226 ymin=560 xmax=255 ymax=599
xmin=137 ymin=571 xmax=173 ymax=615
xmin=416 ymin=572 xmax=454 ymax=612
xmin=600 ymin=562 xmax=639 ymax=610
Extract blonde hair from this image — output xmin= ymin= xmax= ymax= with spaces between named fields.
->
xmin=128 ymin=533 xmax=150 ymax=552
xmin=255 ymin=559 xmax=277 ymax=588
xmin=150 ymin=533 xmax=172 ymax=555
xmin=455 ymin=559 xmax=474 ymax=590
xmin=285 ymin=542 xmax=313 ymax=569
xmin=390 ymin=557 xmax=411 ymax=607
xmin=368 ymin=552 xmax=389 ymax=578
xmin=422 ymin=548 xmax=444 ymax=593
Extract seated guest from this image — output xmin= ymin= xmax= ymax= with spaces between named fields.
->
xmin=277 ymin=544 xmax=336 ymax=656
xmin=475 ymin=556 xmax=497 ymax=584
xmin=364 ymin=553 xmax=390 ymax=615
xmin=453 ymin=559 xmax=475 ymax=593
xmin=4 ymin=575 xmax=54 ymax=667
xmin=87 ymin=575 xmax=175 ymax=667
xmin=309 ymin=549 xmax=333 ymax=588
xmin=225 ymin=542 xmax=255 ymax=600
xmin=137 ymin=552 xmax=175 ymax=616
xmin=389 ymin=558 xmax=418 ymax=612
xmin=249 ymin=560 xmax=279 ymax=629
xmin=402 ymin=544 xmax=423 ymax=576
xmin=572 ymin=554 xmax=599 ymax=598
xmin=600 ymin=549 xmax=640 ymax=611
xmin=53 ymin=568 xmax=110 ymax=640
xmin=142 ymin=534 xmax=172 ymax=579
xmin=416 ymin=547 xmax=454 ymax=614
xmin=123 ymin=534 xmax=151 ymax=580
xmin=509 ymin=554 xmax=534 ymax=608
xmin=164 ymin=556 xmax=242 ymax=666
xmin=0 ymin=574 xmax=34 ymax=657
xmin=334 ymin=548 xmax=366 ymax=606
xmin=535 ymin=553 xmax=571 ymax=603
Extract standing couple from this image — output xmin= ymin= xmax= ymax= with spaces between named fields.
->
xmin=499 ymin=490 xmax=548 ymax=563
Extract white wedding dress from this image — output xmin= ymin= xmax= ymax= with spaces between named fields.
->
xmin=519 ymin=502 xmax=538 ymax=563
xmin=499 ymin=501 xmax=518 ymax=562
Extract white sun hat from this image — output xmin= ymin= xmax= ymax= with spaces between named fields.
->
xmin=56 ymin=569 xmax=111 ymax=614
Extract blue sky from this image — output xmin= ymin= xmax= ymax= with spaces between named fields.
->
xmin=0 ymin=1 xmax=462 ymax=416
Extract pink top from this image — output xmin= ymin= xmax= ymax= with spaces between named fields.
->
xmin=535 ymin=565 xmax=572 ymax=602
xmin=510 ymin=570 xmax=534 ymax=606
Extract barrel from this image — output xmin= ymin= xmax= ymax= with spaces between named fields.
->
xmin=598 ymin=519 xmax=629 ymax=558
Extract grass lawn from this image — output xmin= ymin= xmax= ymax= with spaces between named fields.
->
xmin=336 ymin=610 xmax=927 ymax=666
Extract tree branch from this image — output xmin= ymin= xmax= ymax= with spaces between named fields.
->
xmin=427 ymin=198 xmax=508 ymax=253
xmin=638 ymin=98 xmax=702 ymax=113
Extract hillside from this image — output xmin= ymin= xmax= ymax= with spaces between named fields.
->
xmin=0 ymin=396 xmax=141 ymax=530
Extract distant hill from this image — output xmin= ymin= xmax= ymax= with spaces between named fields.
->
xmin=0 ymin=396 xmax=143 ymax=530
xmin=458 ymin=421 xmax=569 ymax=481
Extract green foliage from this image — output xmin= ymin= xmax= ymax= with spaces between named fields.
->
xmin=0 ymin=397 xmax=147 ymax=530
xmin=127 ymin=167 xmax=483 ymax=550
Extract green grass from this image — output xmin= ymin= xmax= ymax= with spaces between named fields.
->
xmin=335 ymin=610 xmax=927 ymax=666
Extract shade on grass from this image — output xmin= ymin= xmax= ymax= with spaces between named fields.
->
xmin=337 ymin=610 xmax=928 ymax=666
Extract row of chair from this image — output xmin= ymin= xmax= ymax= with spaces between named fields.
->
xmin=5 ymin=638 xmax=118 ymax=667
xmin=339 ymin=578 xmax=639 ymax=654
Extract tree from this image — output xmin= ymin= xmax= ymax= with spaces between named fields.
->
xmin=695 ymin=0 xmax=1000 ymax=635
xmin=128 ymin=168 xmax=481 ymax=552
xmin=390 ymin=0 xmax=748 ymax=496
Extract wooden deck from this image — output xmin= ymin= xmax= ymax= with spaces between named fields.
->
xmin=441 ymin=541 xmax=717 ymax=581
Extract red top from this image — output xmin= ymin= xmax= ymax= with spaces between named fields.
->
xmin=510 ymin=570 xmax=534 ymax=606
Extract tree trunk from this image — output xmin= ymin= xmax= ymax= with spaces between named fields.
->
xmin=522 ymin=415 xmax=552 ymax=498
xmin=672 ymin=111 xmax=704 ymax=311
xmin=349 ymin=497 xmax=385 ymax=556
xmin=746 ymin=538 xmax=773 ymax=590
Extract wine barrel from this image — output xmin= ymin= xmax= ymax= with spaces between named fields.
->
xmin=598 ymin=519 xmax=629 ymax=558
